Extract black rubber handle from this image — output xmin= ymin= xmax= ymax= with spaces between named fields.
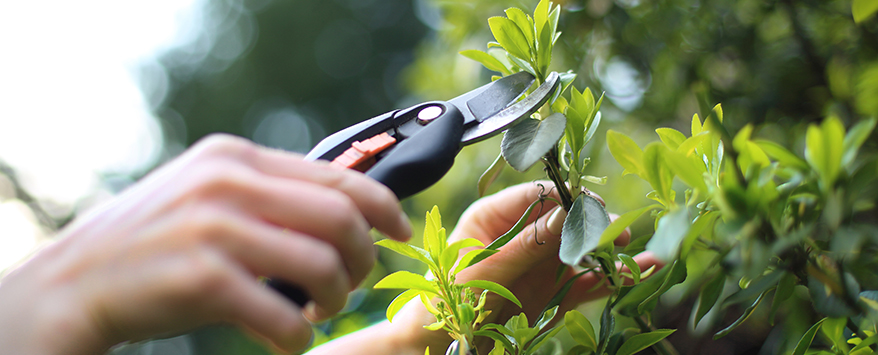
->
xmin=269 ymin=103 xmax=464 ymax=306
xmin=366 ymin=103 xmax=463 ymax=199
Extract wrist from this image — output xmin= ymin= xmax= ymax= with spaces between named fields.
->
xmin=0 ymin=249 xmax=111 ymax=355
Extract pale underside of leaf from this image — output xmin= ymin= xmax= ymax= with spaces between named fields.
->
xmin=501 ymin=113 xmax=567 ymax=172
xmin=559 ymin=194 xmax=611 ymax=266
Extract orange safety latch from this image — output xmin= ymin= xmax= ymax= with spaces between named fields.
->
xmin=329 ymin=132 xmax=397 ymax=172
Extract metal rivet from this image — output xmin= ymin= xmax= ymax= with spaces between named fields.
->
xmin=417 ymin=105 xmax=443 ymax=124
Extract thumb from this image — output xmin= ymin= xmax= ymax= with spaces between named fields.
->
xmin=456 ymin=206 xmax=567 ymax=286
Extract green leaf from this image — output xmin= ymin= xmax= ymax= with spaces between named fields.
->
xmin=501 ymin=114 xmax=567 ymax=171
xmin=551 ymin=71 xmax=577 ymax=104
xmin=508 ymin=51 xmax=538 ymax=77
xmin=809 ymin=275 xmax=859 ymax=317
xmin=842 ymin=117 xmax=877 ymax=166
xmin=423 ymin=207 xmax=443 ymax=257
xmin=475 ymin=329 xmax=515 ymax=352
xmin=559 ymin=194 xmax=611 ymax=266
xmin=527 ymin=326 xmax=564 ymax=355
xmin=583 ymin=111 xmax=602 ymax=148
xmin=581 ymin=174 xmax=607 ymax=185
xmin=478 ymin=153 xmax=506 ymax=197
xmin=770 ymin=272 xmax=797 ymax=324
xmin=460 ymin=49 xmax=509 ymax=74
xmin=851 ymin=334 xmax=878 ymax=353
xmin=374 ymin=271 xmax=437 ymax=293
xmin=680 ymin=211 xmax=720 ymax=260
xmin=375 ymin=239 xmax=434 ymax=266
xmin=565 ymin=310 xmax=597 ymax=351
xmin=806 ymin=116 xmax=846 ymax=188
xmin=723 ymin=269 xmax=785 ymax=306
xmin=694 ymin=272 xmax=726 ymax=327
xmin=488 ymin=340 xmax=507 ymax=355
xmin=638 ymin=259 xmax=687 ymax=313
xmin=488 ymin=16 xmax=531 ymax=60
xmin=484 ymin=200 xmax=541 ymax=251
xmin=792 ymin=319 xmax=825 ymax=355
xmin=504 ymin=7 xmax=535 ymax=50
xmin=598 ymin=204 xmax=661 ymax=247
xmin=853 ymin=0 xmax=878 ymax=23
xmin=618 ymin=253 xmax=641 ymax=284
xmin=615 ymin=329 xmax=676 ymax=355
xmin=458 ymin=303 xmax=476 ymax=324
xmin=533 ymin=0 xmax=550 ymax=37
xmin=646 ymin=207 xmax=690 ymax=262
xmin=691 ymin=113 xmax=703 ymax=136
xmin=455 ymin=249 xmax=499 ymax=274
xmin=386 ymin=289 xmax=420 ymax=322
xmin=714 ymin=290 xmax=767 ymax=339
xmin=441 ymin=238 xmax=485 ymax=274
xmin=541 ymin=270 xmax=589 ymax=317
xmin=607 ymin=130 xmax=646 ymax=178
xmin=535 ymin=306 xmax=560 ymax=331
xmin=656 ymin=128 xmax=687 ymax=150
xmin=565 ymin=106 xmax=585 ymax=159
xmin=597 ymin=298 xmax=615 ymax=354
xmin=463 ymin=280 xmax=522 ymax=307
xmin=643 ymin=143 xmax=674 ymax=202
xmin=861 ymin=290 xmax=878 ymax=312
xmin=821 ymin=317 xmax=850 ymax=354
xmin=615 ymin=263 xmax=670 ymax=316
xmin=424 ymin=319 xmax=446 ymax=331
xmin=753 ymin=139 xmax=808 ymax=170
xmin=480 ymin=323 xmax=516 ymax=339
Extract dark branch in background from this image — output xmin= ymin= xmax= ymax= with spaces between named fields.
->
xmin=780 ymin=0 xmax=860 ymax=122
xmin=0 ymin=161 xmax=60 ymax=232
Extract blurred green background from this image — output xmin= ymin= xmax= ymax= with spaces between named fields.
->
xmin=2 ymin=0 xmax=877 ymax=354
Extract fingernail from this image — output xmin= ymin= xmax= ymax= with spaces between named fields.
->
xmin=547 ymin=207 xmax=566 ymax=236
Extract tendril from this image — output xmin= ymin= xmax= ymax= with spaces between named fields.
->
xmin=532 ymin=183 xmax=556 ymax=246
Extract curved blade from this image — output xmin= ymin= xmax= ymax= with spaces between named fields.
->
xmin=448 ymin=71 xmax=536 ymax=126
xmin=460 ymin=71 xmax=560 ymax=145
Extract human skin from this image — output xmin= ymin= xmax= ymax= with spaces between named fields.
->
xmin=0 ymin=134 xmax=412 ymax=355
xmin=307 ymin=182 xmax=662 ymax=355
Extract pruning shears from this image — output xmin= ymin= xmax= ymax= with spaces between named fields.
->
xmin=271 ymin=71 xmax=561 ymax=305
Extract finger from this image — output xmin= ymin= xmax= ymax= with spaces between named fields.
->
xmin=191 ymin=170 xmax=377 ymax=288
xmin=451 ymin=182 xmax=560 ymax=242
xmin=212 ymin=260 xmax=314 ymax=353
xmin=608 ymin=213 xmax=631 ymax=246
xmin=92 ymin=249 xmax=312 ymax=353
xmin=154 ymin=207 xmax=354 ymax=317
xmin=240 ymin=141 xmax=411 ymax=242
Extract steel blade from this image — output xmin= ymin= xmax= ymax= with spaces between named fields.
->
xmin=460 ymin=71 xmax=560 ymax=145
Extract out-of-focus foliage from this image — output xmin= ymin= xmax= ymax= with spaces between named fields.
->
xmin=403 ymin=0 xmax=878 ymax=354
xmin=145 ymin=0 xmax=429 ymax=154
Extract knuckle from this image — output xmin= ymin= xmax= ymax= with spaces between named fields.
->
xmin=322 ymin=192 xmax=365 ymax=233
xmin=180 ymin=249 xmax=233 ymax=297
xmin=191 ymin=133 xmax=258 ymax=161
xmin=309 ymin=246 xmax=347 ymax=286
xmin=187 ymin=165 xmax=252 ymax=199
xmin=183 ymin=207 xmax=231 ymax=244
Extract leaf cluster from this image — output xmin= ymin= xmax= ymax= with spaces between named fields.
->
xmin=374 ymin=206 xmax=520 ymax=354
xmin=607 ymin=106 xmax=878 ymax=352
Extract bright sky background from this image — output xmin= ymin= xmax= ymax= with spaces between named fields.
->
xmin=0 ymin=0 xmax=199 ymax=270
